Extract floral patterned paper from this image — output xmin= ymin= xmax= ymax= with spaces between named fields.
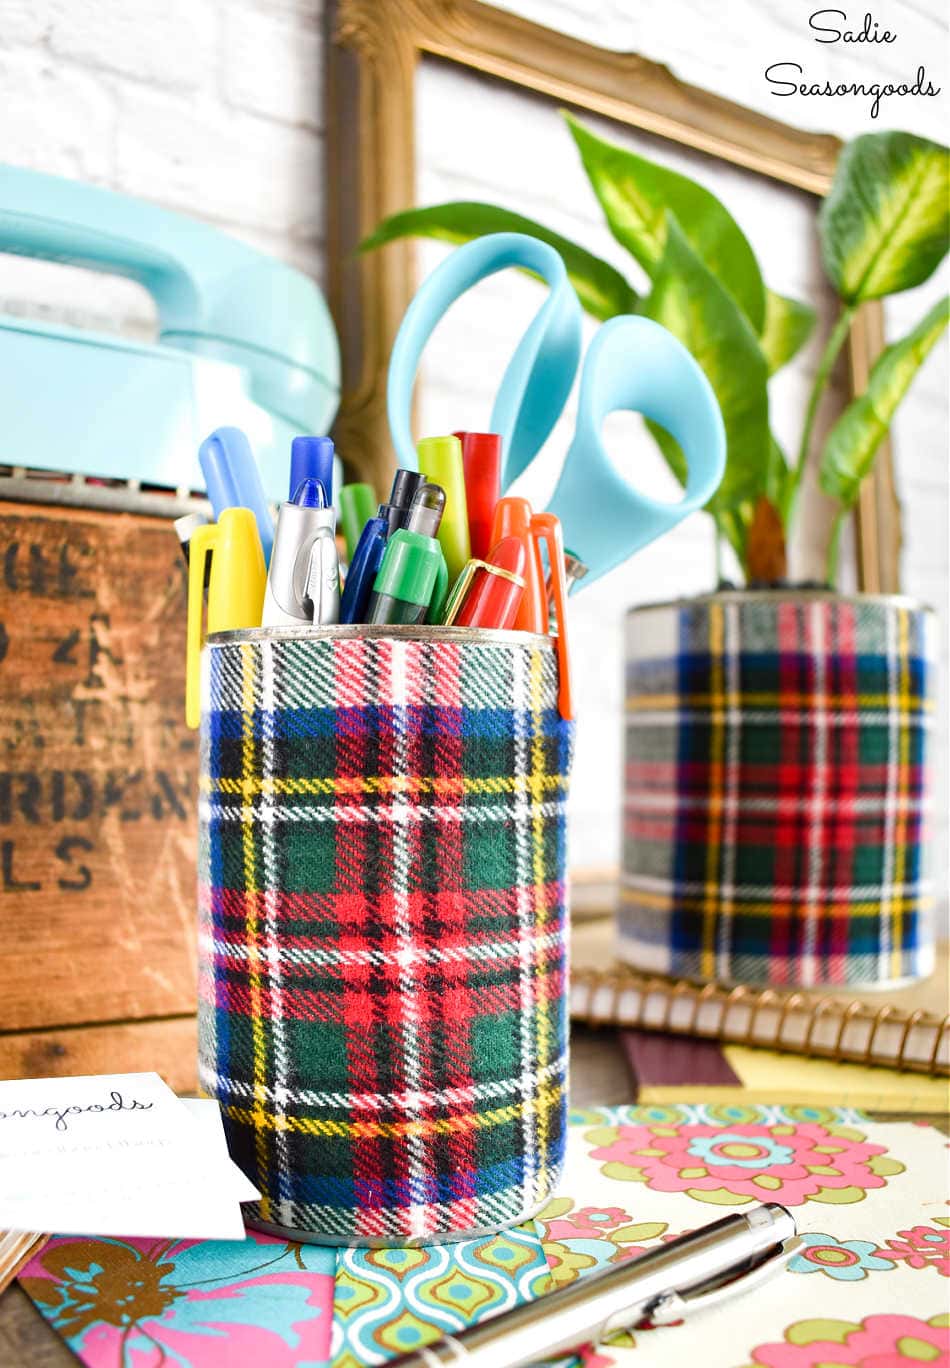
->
xmin=543 ymin=1105 xmax=949 ymax=1368
xmin=19 ymin=1230 xmax=335 ymax=1367
xmin=16 ymin=1104 xmax=950 ymax=1368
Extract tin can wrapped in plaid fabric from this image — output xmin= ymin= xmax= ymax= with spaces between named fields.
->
xmin=197 ymin=625 xmax=574 ymax=1245
xmin=620 ymin=592 xmax=935 ymax=989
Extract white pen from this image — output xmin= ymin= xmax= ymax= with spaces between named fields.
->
xmin=261 ymin=476 xmax=340 ymax=627
xmin=387 ymin=1203 xmax=800 ymax=1368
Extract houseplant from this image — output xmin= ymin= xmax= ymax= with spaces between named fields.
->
xmin=363 ymin=121 xmax=949 ymax=989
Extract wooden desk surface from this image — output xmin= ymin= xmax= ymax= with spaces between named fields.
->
xmin=1 ymin=1027 xmax=945 ymax=1367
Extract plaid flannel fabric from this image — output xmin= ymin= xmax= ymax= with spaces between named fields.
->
xmin=197 ymin=631 xmax=574 ymax=1243
xmin=620 ymin=595 xmax=935 ymax=988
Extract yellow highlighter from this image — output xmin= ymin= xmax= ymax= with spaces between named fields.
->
xmin=416 ymin=435 xmax=470 ymax=585
xmin=186 ymin=507 xmax=266 ymax=728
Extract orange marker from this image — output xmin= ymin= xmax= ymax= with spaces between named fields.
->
xmin=488 ymin=497 xmax=546 ymax=634
xmin=531 ymin=511 xmax=573 ymax=721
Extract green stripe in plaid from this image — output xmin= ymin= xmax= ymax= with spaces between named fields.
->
xmin=620 ymin=596 xmax=935 ymax=988
xmin=197 ymin=632 xmax=574 ymax=1243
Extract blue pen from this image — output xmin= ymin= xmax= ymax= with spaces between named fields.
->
xmin=339 ymin=510 xmax=388 ymax=624
xmin=290 ymin=435 xmax=335 ymax=504
xmin=198 ymin=426 xmax=275 ymax=565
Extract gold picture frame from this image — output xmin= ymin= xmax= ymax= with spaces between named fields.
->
xmin=324 ymin=0 xmax=900 ymax=592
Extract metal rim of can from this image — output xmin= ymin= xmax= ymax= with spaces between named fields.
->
xmin=207 ymin=623 xmax=554 ymax=649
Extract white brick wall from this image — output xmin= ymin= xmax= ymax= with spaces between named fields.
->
xmin=0 ymin=0 xmax=325 ymax=328
xmin=0 ymin=0 xmax=945 ymax=914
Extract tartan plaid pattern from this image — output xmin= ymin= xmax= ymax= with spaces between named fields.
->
xmin=620 ymin=595 xmax=935 ymax=988
xmin=197 ymin=632 xmax=574 ymax=1244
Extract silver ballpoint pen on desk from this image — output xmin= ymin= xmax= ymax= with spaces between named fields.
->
xmin=387 ymin=1203 xmax=800 ymax=1368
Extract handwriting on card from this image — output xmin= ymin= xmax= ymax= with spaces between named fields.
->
xmin=0 ymin=1089 xmax=154 ymax=1133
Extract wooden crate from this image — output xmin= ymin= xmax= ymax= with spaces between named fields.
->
xmin=0 ymin=503 xmax=199 ymax=1093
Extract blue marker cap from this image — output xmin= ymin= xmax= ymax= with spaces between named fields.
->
xmin=198 ymin=426 xmax=274 ymax=565
xmin=291 ymin=477 xmax=328 ymax=509
xmin=290 ymin=436 xmax=335 ymax=504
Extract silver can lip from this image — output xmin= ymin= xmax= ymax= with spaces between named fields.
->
xmin=625 ymin=588 xmax=933 ymax=616
xmin=207 ymin=623 xmax=554 ymax=649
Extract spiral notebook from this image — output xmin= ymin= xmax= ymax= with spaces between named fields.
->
xmin=571 ymin=919 xmax=950 ymax=1076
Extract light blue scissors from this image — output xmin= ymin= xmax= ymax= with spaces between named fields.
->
xmin=387 ymin=233 xmax=725 ymax=586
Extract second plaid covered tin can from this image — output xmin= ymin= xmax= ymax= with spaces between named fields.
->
xmin=197 ymin=625 xmax=574 ymax=1245
xmin=620 ymin=591 xmax=935 ymax=989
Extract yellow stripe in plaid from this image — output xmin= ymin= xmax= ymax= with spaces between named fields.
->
xmin=893 ymin=609 xmax=910 ymax=981
xmin=200 ymin=773 xmax=566 ymax=797
xmin=240 ymin=642 xmax=270 ymax=1219
xmin=626 ymin=691 xmax=934 ymax=711
xmin=621 ymin=886 xmax=929 ymax=916
xmin=529 ymin=647 xmax=549 ymax=1183
xmin=218 ymin=1078 xmax=565 ymax=1140
xmin=702 ymin=601 xmax=725 ymax=980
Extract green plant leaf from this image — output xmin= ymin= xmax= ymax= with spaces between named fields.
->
xmin=715 ymin=507 xmax=749 ymax=568
xmin=819 ymin=132 xmax=950 ymax=303
xmin=359 ymin=201 xmax=637 ymax=322
xmin=767 ymin=431 xmax=793 ymax=515
xmin=820 ymin=294 xmax=949 ymax=508
xmin=565 ymin=112 xmax=766 ymax=332
xmin=642 ymin=214 xmax=771 ymax=514
xmin=761 ymin=289 xmax=816 ymax=374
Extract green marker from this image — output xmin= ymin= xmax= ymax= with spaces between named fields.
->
xmin=339 ymin=482 xmax=378 ymax=560
xmin=416 ymin=435 xmax=470 ymax=585
xmin=367 ymin=483 xmax=449 ymax=625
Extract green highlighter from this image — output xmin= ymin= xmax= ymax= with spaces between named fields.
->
xmin=339 ymin=482 xmax=378 ymax=560
xmin=366 ymin=483 xmax=449 ymax=625
xmin=416 ymin=435 xmax=470 ymax=585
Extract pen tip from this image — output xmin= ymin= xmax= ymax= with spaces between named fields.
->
xmin=411 ymin=482 xmax=446 ymax=513
xmin=292 ymin=478 xmax=328 ymax=508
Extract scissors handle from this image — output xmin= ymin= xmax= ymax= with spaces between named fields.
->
xmin=547 ymin=316 xmax=725 ymax=586
xmin=387 ymin=233 xmax=582 ymax=483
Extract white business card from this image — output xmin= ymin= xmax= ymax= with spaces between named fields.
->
xmin=0 ymin=1072 xmax=259 ymax=1241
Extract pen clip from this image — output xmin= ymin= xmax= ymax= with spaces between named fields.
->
xmin=302 ymin=527 xmax=340 ymax=624
xmin=645 ymin=1236 xmax=803 ymax=1327
xmin=186 ymin=521 xmax=218 ymax=730
xmin=441 ymin=560 xmax=483 ymax=627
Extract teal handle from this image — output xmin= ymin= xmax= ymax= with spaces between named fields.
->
xmin=548 ymin=316 xmax=726 ymax=584
xmin=387 ymin=233 xmax=725 ymax=586
xmin=0 ymin=164 xmax=339 ymax=426
xmin=387 ymin=233 xmax=582 ymax=485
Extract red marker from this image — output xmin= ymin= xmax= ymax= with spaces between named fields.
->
xmin=488 ymin=497 xmax=546 ymax=634
xmin=455 ymin=431 xmax=501 ymax=561
xmin=443 ymin=536 xmax=526 ymax=629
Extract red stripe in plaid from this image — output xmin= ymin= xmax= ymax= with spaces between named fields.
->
xmin=333 ymin=641 xmax=382 ymax=1238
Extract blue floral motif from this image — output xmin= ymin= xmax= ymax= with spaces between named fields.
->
xmin=789 ymin=1232 xmax=893 ymax=1281
xmin=685 ymin=1132 xmax=795 ymax=1169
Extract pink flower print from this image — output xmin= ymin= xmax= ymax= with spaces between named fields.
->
xmin=877 ymin=1224 xmax=950 ymax=1276
xmin=585 ymin=1121 xmax=903 ymax=1207
xmin=538 ymin=1198 xmax=667 ymax=1249
xmin=566 ymin=1206 xmax=632 ymax=1234
xmin=543 ymin=1205 xmax=639 ymax=1241
xmin=748 ymin=1312 xmax=950 ymax=1368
